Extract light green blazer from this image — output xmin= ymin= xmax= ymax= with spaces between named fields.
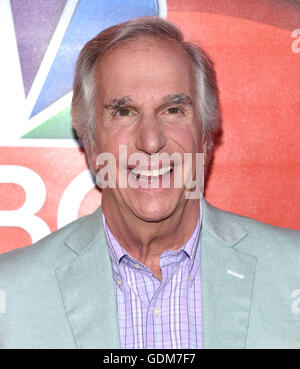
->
xmin=0 ymin=199 xmax=299 ymax=349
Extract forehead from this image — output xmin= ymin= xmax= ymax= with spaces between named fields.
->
xmin=94 ymin=36 xmax=196 ymax=101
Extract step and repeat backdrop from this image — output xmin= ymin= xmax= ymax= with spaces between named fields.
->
xmin=0 ymin=0 xmax=299 ymax=254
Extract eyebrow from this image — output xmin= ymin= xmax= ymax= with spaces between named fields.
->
xmin=104 ymin=96 xmax=133 ymax=110
xmin=163 ymin=93 xmax=193 ymax=105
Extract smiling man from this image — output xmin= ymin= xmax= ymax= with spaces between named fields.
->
xmin=0 ymin=16 xmax=300 ymax=349
xmin=89 ymin=35 xmax=203 ymax=281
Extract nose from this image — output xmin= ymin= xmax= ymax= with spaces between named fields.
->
xmin=135 ymin=114 xmax=167 ymax=154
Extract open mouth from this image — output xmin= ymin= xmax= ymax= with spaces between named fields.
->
xmin=130 ymin=165 xmax=173 ymax=182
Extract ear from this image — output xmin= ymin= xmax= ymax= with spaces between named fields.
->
xmin=90 ymin=149 xmax=100 ymax=174
xmin=85 ymin=141 xmax=99 ymax=177
xmin=202 ymin=140 xmax=209 ymax=165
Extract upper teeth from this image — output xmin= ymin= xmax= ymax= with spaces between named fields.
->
xmin=131 ymin=166 xmax=172 ymax=178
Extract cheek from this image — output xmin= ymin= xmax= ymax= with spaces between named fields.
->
xmin=94 ymin=124 xmax=133 ymax=155
xmin=168 ymin=125 xmax=202 ymax=153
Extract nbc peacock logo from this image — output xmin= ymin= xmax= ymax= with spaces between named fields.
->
xmin=1 ymin=0 xmax=166 ymax=146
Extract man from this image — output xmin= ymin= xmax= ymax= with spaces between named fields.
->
xmin=0 ymin=16 xmax=299 ymax=349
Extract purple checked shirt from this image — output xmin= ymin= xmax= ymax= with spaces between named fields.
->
xmin=102 ymin=203 xmax=203 ymax=349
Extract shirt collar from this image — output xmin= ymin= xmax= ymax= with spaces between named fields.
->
xmin=102 ymin=214 xmax=127 ymax=266
xmin=102 ymin=197 xmax=203 ymax=274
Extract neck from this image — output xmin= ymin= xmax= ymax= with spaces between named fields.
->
xmin=102 ymin=194 xmax=200 ymax=278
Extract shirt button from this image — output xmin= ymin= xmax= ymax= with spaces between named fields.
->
xmin=188 ymin=274 xmax=193 ymax=281
xmin=134 ymin=263 xmax=141 ymax=270
xmin=153 ymin=308 xmax=161 ymax=316
xmin=117 ymin=279 xmax=122 ymax=286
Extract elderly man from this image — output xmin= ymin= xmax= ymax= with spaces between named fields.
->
xmin=0 ymin=16 xmax=299 ymax=349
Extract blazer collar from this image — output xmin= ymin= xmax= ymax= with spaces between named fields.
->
xmin=63 ymin=208 xmax=103 ymax=255
xmin=202 ymin=197 xmax=249 ymax=246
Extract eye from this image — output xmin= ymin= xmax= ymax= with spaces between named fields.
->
xmin=167 ymin=107 xmax=181 ymax=114
xmin=115 ymin=107 xmax=131 ymax=117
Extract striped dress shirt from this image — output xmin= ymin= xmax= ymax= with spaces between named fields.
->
xmin=102 ymin=204 xmax=203 ymax=349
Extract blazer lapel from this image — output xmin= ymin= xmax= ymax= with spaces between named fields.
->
xmin=55 ymin=209 xmax=121 ymax=349
xmin=201 ymin=199 xmax=257 ymax=349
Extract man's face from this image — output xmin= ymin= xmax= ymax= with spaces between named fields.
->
xmin=92 ymin=37 xmax=203 ymax=222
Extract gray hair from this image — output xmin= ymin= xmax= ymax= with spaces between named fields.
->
xmin=71 ymin=16 xmax=220 ymax=165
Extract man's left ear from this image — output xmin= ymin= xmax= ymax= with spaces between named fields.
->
xmin=202 ymin=140 xmax=209 ymax=165
xmin=90 ymin=149 xmax=100 ymax=175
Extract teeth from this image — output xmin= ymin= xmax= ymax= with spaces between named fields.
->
xmin=131 ymin=166 xmax=172 ymax=178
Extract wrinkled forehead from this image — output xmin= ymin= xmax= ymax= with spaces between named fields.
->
xmin=94 ymin=35 xmax=197 ymax=99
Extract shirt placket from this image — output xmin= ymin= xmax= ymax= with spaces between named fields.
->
xmin=144 ymin=253 xmax=185 ymax=349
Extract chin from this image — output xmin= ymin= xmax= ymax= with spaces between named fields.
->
xmin=130 ymin=202 xmax=177 ymax=223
